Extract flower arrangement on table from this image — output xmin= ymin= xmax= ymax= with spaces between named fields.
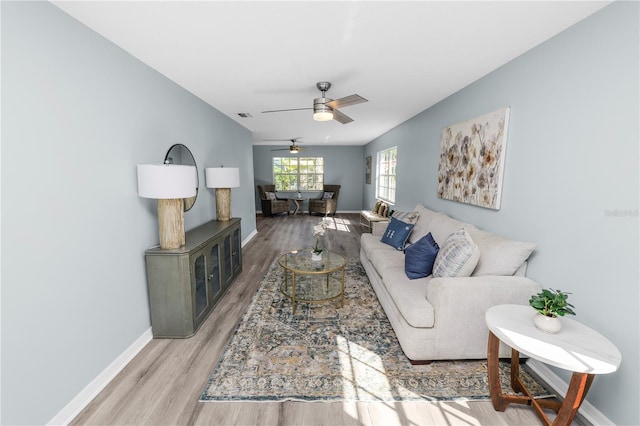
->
xmin=312 ymin=219 xmax=330 ymax=259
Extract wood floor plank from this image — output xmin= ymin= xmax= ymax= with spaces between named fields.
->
xmin=71 ymin=213 xmax=561 ymax=425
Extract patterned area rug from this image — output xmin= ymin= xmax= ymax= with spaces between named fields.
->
xmin=201 ymin=258 xmax=550 ymax=402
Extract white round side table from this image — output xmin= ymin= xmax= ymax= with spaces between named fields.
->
xmin=485 ymin=304 xmax=621 ymax=426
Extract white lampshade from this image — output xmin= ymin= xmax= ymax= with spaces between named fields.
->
xmin=137 ymin=164 xmax=197 ymax=199
xmin=205 ymin=167 xmax=240 ymax=188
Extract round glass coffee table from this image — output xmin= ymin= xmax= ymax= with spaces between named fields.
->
xmin=277 ymin=249 xmax=346 ymax=313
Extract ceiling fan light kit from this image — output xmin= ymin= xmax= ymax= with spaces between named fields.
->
xmin=313 ymin=98 xmax=334 ymax=122
xmin=268 ymin=137 xmax=305 ymax=154
xmin=262 ymin=81 xmax=367 ymax=124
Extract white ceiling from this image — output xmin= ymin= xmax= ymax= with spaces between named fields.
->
xmin=52 ymin=1 xmax=609 ymax=147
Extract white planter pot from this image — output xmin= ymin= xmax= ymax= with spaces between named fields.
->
xmin=533 ymin=313 xmax=561 ymax=334
xmin=311 ymin=251 xmax=323 ymax=261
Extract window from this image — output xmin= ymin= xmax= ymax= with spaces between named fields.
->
xmin=273 ymin=157 xmax=324 ymax=191
xmin=376 ymin=147 xmax=397 ymax=203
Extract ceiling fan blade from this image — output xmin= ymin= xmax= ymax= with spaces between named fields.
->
xmin=326 ymin=94 xmax=367 ymax=109
xmin=263 ymin=137 xmax=303 ymax=143
xmin=270 ymin=148 xmax=291 ymax=151
xmin=262 ymin=107 xmax=312 ymax=113
xmin=332 ymin=109 xmax=353 ymax=124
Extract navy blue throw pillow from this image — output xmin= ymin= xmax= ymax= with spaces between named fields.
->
xmin=380 ymin=217 xmax=414 ymax=250
xmin=405 ymin=232 xmax=440 ymax=279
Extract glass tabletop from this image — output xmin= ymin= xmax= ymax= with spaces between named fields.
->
xmin=277 ymin=249 xmax=346 ymax=274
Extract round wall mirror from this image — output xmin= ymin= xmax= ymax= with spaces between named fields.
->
xmin=164 ymin=143 xmax=198 ymax=211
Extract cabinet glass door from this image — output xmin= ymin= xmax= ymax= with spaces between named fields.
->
xmin=193 ymin=253 xmax=208 ymax=319
xmin=208 ymin=243 xmax=222 ymax=303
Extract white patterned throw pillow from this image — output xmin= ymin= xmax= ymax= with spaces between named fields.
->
xmin=432 ymin=228 xmax=480 ymax=278
xmin=392 ymin=210 xmax=420 ymax=224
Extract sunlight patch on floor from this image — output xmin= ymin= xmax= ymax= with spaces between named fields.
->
xmin=323 ymin=217 xmax=352 ymax=232
xmin=439 ymin=401 xmax=483 ymax=425
xmin=336 ymin=336 xmax=423 ymax=401
xmin=337 ymin=334 xmax=485 ymax=426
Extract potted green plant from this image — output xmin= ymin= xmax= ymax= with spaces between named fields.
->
xmin=529 ymin=288 xmax=575 ymax=333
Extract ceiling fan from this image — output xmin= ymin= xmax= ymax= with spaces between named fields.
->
xmin=268 ymin=137 xmax=306 ymax=154
xmin=262 ymin=82 xmax=368 ymax=124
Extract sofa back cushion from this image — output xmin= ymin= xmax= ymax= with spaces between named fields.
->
xmin=403 ymin=204 xmax=536 ymax=276
xmin=428 ymin=212 xmax=472 ymax=247
xmin=408 ymin=204 xmax=444 ymax=244
xmin=467 ymin=227 xmax=536 ymax=276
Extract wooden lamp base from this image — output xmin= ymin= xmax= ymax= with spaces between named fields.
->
xmin=215 ymin=188 xmax=232 ymax=221
xmin=157 ymin=198 xmax=185 ymax=249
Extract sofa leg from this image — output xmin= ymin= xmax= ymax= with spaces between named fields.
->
xmin=410 ymin=359 xmax=432 ymax=365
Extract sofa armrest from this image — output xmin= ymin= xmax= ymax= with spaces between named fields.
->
xmin=427 ymin=276 xmax=541 ymax=330
xmin=372 ymin=221 xmax=388 ymax=236
xmin=420 ymin=276 xmax=540 ymax=359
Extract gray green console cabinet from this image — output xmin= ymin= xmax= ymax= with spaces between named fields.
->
xmin=145 ymin=218 xmax=242 ymax=338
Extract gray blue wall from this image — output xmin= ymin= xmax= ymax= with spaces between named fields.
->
xmin=253 ymin=145 xmax=364 ymax=213
xmin=1 ymin=2 xmax=256 ymax=424
xmin=364 ymin=3 xmax=638 ymax=424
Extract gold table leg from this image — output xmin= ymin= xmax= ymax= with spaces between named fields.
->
xmin=291 ymin=271 xmax=296 ymax=314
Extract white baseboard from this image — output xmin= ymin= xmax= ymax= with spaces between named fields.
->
xmin=526 ymin=359 xmax=615 ymax=426
xmin=255 ymin=210 xmax=361 ymax=215
xmin=48 ymin=229 xmax=256 ymax=425
xmin=242 ymin=229 xmax=258 ymax=247
xmin=47 ymin=328 xmax=153 ymax=426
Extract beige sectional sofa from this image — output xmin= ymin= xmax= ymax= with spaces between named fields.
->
xmin=360 ymin=203 xmax=541 ymax=363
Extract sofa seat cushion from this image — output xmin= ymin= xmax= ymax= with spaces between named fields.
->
xmin=381 ymin=266 xmax=435 ymax=328
xmin=361 ymin=233 xmax=397 ymax=259
xmin=369 ymin=248 xmax=405 ymax=276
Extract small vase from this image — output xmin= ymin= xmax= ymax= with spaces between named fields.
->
xmin=311 ymin=251 xmax=323 ymax=261
xmin=533 ymin=313 xmax=561 ymax=334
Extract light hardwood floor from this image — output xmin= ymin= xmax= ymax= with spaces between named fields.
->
xmin=72 ymin=213 xmax=550 ymax=425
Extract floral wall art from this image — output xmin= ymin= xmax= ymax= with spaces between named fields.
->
xmin=437 ymin=107 xmax=510 ymax=210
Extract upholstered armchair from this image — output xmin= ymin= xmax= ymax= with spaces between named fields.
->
xmin=309 ymin=185 xmax=341 ymax=216
xmin=257 ymin=185 xmax=290 ymax=217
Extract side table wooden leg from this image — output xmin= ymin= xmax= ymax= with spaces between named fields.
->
xmin=488 ymin=331 xmax=509 ymax=411
xmin=510 ymin=348 xmax=524 ymax=393
xmin=488 ymin=332 xmax=532 ymax=412
xmin=553 ymin=373 xmax=595 ymax=426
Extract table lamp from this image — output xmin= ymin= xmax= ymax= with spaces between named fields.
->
xmin=205 ymin=167 xmax=240 ymax=221
xmin=137 ymin=164 xmax=197 ymax=249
